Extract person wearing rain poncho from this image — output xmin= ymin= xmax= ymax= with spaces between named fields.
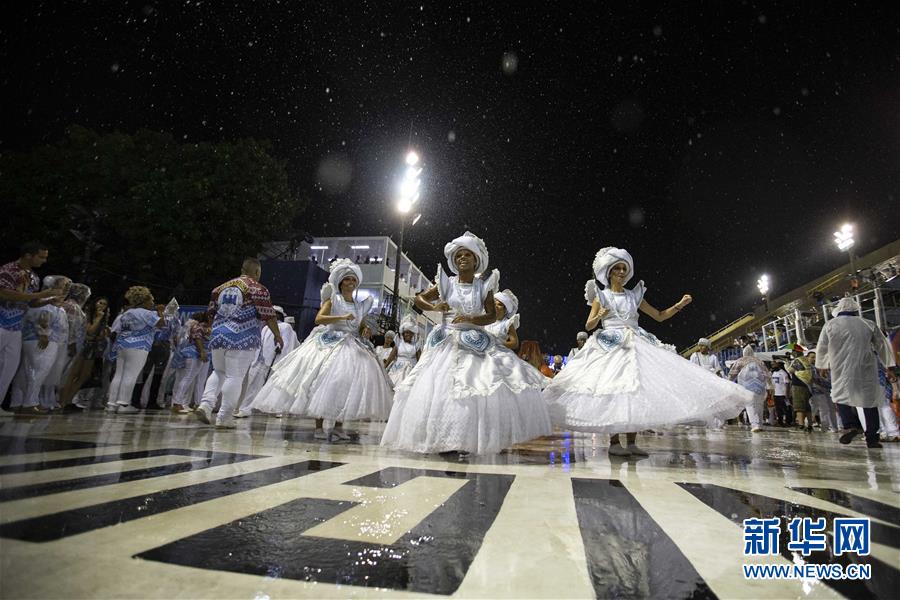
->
xmin=380 ymin=231 xmax=551 ymax=455
xmin=234 ymin=305 xmax=299 ymax=418
xmin=727 ymin=345 xmax=772 ymax=433
xmin=10 ymin=275 xmax=71 ymax=414
xmin=40 ymin=282 xmax=91 ymax=410
xmin=248 ymin=259 xmax=393 ymax=441
xmin=815 ymin=295 xmax=895 ymax=448
xmin=384 ymin=317 xmax=421 ymax=387
xmin=543 ymin=247 xmax=755 ymax=457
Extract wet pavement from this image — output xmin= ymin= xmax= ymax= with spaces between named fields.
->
xmin=1 ymin=412 xmax=898 ymax=599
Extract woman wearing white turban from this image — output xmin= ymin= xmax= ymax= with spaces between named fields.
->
xmin=384 ymin=317 xmax=421 ymax=386
xmin=381 ymin=232 xmax=552 ymax=455
xmin=248 ymin=259 xmax=393 ymax=441
xmin=543 ymin=247 xmax=754 ymax=456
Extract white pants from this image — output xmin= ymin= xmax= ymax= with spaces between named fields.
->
xmin=109 ymin=348 xmax=150 ymax=406
xmin=172 ymin=358 xmax=206 ymax=408
xmin=200 ymin=349 xmax=256 ymax=424
xmin=39 ymin=345 xmax=71 ymax=409
xmin=810 ymin=393 xmax=838 ymax=432
xmin=10 ymin=341 xmax=59 ymax=408
xmin=743 ymin=392 xmax=764 ymax=428
xmin=876 ymin=400 xmax=899 ymax=438
xmin=0 ymin=328 xmax=22 ymax=403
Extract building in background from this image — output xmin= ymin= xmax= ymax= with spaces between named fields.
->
xmin=262 ymin=235 xmax=441 ymax=338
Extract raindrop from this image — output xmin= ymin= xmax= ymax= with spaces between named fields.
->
xmin=447 ymin=130 xmax=456 ymax=143
xmin=653 ymin=25 xmax=663 ymax=37
xmin=110 ymin=63 xmax=120 ymax=73
xmin=628 ymin=207 xmax=644 ymax=227
xmin=501 ymin=51 xmax=518 ymax=75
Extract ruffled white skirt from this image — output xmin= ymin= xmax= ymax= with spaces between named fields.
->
xmin=543 ymin=327 xmax=754 ymax=432
xmin=388 ymin=358 xmax=417 ymax=387
xmin=248 ymin=326 xmax=393 ymax=421
xmin=381 ymin=325 xmax=551 ymax=454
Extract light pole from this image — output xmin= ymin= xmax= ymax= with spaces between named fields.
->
xmin=757 ymin=274 xmax=770 ymax=312
xmin=833 ymin=223 xmax=857 ymax=278
xmin=390 ymin=151 xmax=422 ymax=330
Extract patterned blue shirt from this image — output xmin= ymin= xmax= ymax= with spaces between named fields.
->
xmin=113 ymin=308 xmax=160 ymax=352
xmin=208 ymin=276 xmax=275 ymax=351
xmin=0 ymin=261 xmax=40 ymax=332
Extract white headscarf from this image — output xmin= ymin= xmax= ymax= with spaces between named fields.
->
xmin=399 ymin=317 xmax=418 ymax=336
xmin=698 ymin=337 xmax=711 ymax=347
xmin=832 ymin=295 xmax=859 ymax=317
xmin=592 ymin=247 xmax=634 ymax=288
xmin=742 ymin=345 xmax=755 ymax=357
xmin=273 ymin=305 xmax=286 ymax=317
xmin=328 ymin=258 xmax=363 ymax=292
xmin=444 ymin=231 xmax=489 ymax=275
xmin=384 ymin=330 xmax=396 ymax=340
xmin=576 ymin=331 xmax=588 ymax=341
xmin=494 ymin=289 xmax=519 ymax=319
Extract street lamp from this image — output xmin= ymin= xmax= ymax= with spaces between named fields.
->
xmin=833 ymin=223 xmax=858 ymax=285
xmin=390 ymin=151 xmax=423 ymax=329
xmin=757 ymin=274 xmax=770 ymax=311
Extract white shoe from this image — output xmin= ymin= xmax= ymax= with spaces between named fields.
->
xmin=73 ymin=401 xmax=88 ymax=410
xmin=608 ymin=444 xmax=631 ymax=457
xmin=0 ymin=408 xmax=14 ymax=417
xmin=233 ymin=410 xmax=251 ymax=418
xmin=751 ymin=427 xmax=763 ymax=433
xmin=275 ymin=413 xmax=283 ymax=418
xmin=626 ymin=444 xmax=649 ymax=457
xmin=116 ymin=405 xmax=140 ymax=414
xmin=313 ymin=428 xmax=327 ymax=440
xmin=332 ymin=429 xmax=351 ymax=441
xmin=195 ymin=404 xmax=213 ymax=425
xmin=215 ymin=420 xmax=237 ymax=429
xmin=105 ymin=403 xmax=118 ymax=413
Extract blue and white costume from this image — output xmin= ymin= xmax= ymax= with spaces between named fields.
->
xmin=381 ymin=232 xmax=551 ymax=454
xmin=544 ymin=247 xmax=753 ymax=433
xmin=249 ymin=260 xmax=392 ymax=422
xmin=387 ymin=318 xmax=420 ymax=387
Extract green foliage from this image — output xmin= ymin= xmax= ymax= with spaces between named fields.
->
xmin=1 ymin=126 xmax=305 ymax=303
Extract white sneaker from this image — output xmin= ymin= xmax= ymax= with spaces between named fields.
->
xmin=0 ymin=408 xmax=14 ymax=417
xmin=275 ymin=413 xmax=283 ymax=419
xmin=332 ymin=429 xmax=351 ymax=441
xmin=105 ymin=403 xmax=118 ymax=413
xmin=233 ymin=410 xmax=251 ymax=419
xmin=215 ymin=420 xmax=237 ymax=429
xmin=313 ymin=428 xmax=327 ymax=440
xmin=116 ymin=405 xmax=140 ymax=414
xmin=194 ymin=404 xmax=213 ymax=425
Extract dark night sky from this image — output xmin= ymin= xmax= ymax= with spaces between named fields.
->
xmin=2 ymin=1 xmax=898 ymax=352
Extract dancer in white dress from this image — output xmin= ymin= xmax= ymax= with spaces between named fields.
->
xmin=384 ymin=317 xmax=420 ymax=386
xmin=485 ymin=289 xmax=520 ymax=350
xmin=544 ymin=247 xmax=754 ymax=456
xmin=375 ymin=330 xmax=395 ymax=366
xmin=248 ymin=259 xmax=392 ymax=441
xmin=380 ymin=231 xmax=552 ymax=455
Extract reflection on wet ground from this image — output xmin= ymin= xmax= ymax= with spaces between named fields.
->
xmin=1 ymin=412 xmax=898 ymax=598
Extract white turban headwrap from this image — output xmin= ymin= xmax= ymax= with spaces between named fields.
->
xmin=273 ymin=305 xmax=286 ymax=317
xmin=444 ymin=231 xmax=489 ymax=275
xmin=576 ymin=331 xmax=588 ymax=341
xmin=494 ymin=289 xmax=519 ymax=318
xmin=327 ymin=258 xmax=363 ymax=291
xmin=592 ymin=247 xmax=634 ymax=288
xmin=399 ymin=317 xmax=419 ymax=335
xmin=384 ymin=330 xmax=396 ymax=339
xmin=698 ymin=337 xmax=711 ymax=347
xmin=832 ymin=296 xmax=859 ymax=317
xmin=742 ymin=345 xmax=755 ymax=357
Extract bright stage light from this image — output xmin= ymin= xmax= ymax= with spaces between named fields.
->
xmin=405 ymin=151 xmax=419 ymax=166
xmin=757 ymin=274 xmax=770 ymax=296
xmin=833 ymin=223 xmax=855 ymax=251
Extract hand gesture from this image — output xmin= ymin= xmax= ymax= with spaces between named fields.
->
xmin=678 ymin=294 xmax=693 ymax=309
xmin=451 ymin=315 xmax=470 ymax=324
xmin=274 ymin=335 xmax=285 ymax=352
xmin=432 ymin=302 xmax=451 ymax=313
xmin=343 ymin=313 xmax=355 ymax=321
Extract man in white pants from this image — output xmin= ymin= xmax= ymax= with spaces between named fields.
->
xmin=0 ymin=242 xmax=56 ymax=416
xmin=727 ymin=345 xmax=772 ymax=433
xmin=196 ymin=258 xmax=282 ymax=428
xmin=235 ymin=306 xmax=298 ymax=417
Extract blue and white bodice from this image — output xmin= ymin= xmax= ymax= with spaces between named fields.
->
xmin=391 ymin=340 xmax=418 ymax=367
xmin=328 ymin=294 xmax=369 ymax=333
xmin=436 ymin=266 xmax=500 ymax=324
xmin=597 ymin=282 xmax=645 ymax=331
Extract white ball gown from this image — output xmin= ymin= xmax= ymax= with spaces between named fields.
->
xmin=248 ymin=293 xmax=393 ymax=422
xmin=380 ymin=270 xmax=552 ymax=454
xmin=485 ymin=314 xmax=548 ymax=388
xmin=543 ymin=281 xmax=754 ymax=432
xmin=387 ymin=340 xmax=418 ymax=387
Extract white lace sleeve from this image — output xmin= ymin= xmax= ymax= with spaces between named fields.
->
xmin=360 ymin=295 xmax=374 ymax=315
xmin=631 ymin=280 xmax=646 ymax=305
xmin=584 ymin=279 xmax=599 ymax=306
xmin=320 ymin=282 xmax=334 ymax=302
xmin=483 ymin=269 xmax=500 ymax=296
